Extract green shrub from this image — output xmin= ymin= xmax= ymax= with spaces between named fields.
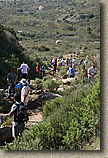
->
xmin=58 ymin=66 xmax=68 ymax=78
xmin=33 ymin=78 xmax=43 ymax=89
xmin=44 ymin=78 xmax=61 ymax=91
xmin=43 ymin=75 xmax=51 ymax=81
xmin=42 ymin=97 xmax=63 ymax=119
xmin=3 ymin=79 xmax=100 ymax=150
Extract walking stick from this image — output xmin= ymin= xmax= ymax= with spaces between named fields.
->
xmin=1 ymin=121 xmax=7 ymax=128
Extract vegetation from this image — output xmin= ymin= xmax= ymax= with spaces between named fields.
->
xmin=44 ymin=78 xmax=61 ymax=91
xmin=3 ymin=78 xmax=100 ymax=150
xmin=0 ymin=0 xmax=100 ymax=150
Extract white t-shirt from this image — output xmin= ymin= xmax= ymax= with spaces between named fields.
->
xmin=88 ymin=67 xmax=97 ymax=77
xmin=72 ymin=59 xmax=76 ymax=65
xmin=21 ymin=64 xmax=29 ymax=74
xmin=21 ymin=86 xmax=30 ymax=104
xmin=61 ymin=59 xmax=65 ymax=66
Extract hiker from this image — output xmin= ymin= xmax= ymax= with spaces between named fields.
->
xmin=7 ymin=69 xmax=17 ymax=98
xmin=81 ymin=64 xmax=88 ymax=82
xmin=61 ymin=59 xmax=65 ymax=66
xmin=52 ymin=58 xmax=55 ymax=65
xmin=84 ymin=59 xmax=88 ymax=65
xmin=93 ymin=55 xmax=96 ymax=61
xmin=15 ymin=80 xmax=23 ymax=102
xmin=72 ymin=58 xmax=76 ymax=69
xmin=88 ymin=64 xmax=97 ymax=82
xmin=17 ymin=61 xmax=30 ymax=79
xmin=76 ymin=47 xmax=79 ymax=55
xmin=7 ymin=96 xmax=28 ymax=140
xmin=20 ymin=79 xmax=31 ymax=106
xmin=42 ymin=65 xmax=45 ymax=77
xmin=79 ymin=59 xmax=84 ymax=65
xmin=52 ymin=62 xmax=57 ymax=77
xmin=68 ymin=65 xmax=75 ymax=78
xmin=66 ymin=58 xmax=70 ymax=66
xmin=72 ymin=58 xmax=76 ymax=65
xmin=36 ymin=65 xmax=40 ymax=78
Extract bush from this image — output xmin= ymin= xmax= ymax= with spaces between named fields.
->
xmin=43 ymin=75 xmax=51 ymax=81
xmin=58 ymin=66 xmax=68 ymax=78
xmin=44 ymin=78 xmax=61 ymax=92
xmin=33 ymin=78 xmax=43 ymax=89
xmin=42 ymin=97 xmax=63 ymax=119
xmin=34 ymin=45 xmax=50 ymax=51
xmin=3 ymin=79 xmax=100 ymax=150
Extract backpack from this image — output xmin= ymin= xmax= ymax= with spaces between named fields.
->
xmin=16 ymin=102 xmax=29 ymax=123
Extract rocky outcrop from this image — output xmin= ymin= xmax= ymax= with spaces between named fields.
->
xmin=0 ymin=127 xmax=12 ymax=143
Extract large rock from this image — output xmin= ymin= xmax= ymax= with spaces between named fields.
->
xmin=0 ymin=127 xmax=12 ymax=143
xmin=62 ymin=78 xmax=75 ymax=84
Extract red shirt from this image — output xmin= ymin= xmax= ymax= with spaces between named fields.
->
xmin=36 ymin=66 xmax=40 ymax=72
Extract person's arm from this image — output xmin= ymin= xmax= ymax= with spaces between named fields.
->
xmin=7 ymin=74 xmax=10 ymax=82
xmin=27 ymin=66 xmax=30 ymax=73
xmin=17 ymin=65 xmax=22 ymax=71
xmin=9 ymin=113 xmax=14 ymax=118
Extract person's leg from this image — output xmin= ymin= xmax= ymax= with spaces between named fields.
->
xmin=8 ymin=85 xmax=11 ymax=98
xmin=12 ymin=84 xmax=15 ymax=97
xmin=12 ymin=122 xmax=18 ymax=140
xmin=18 ymin=122 xmax=25 ymax=138
xmin=43 ymin=71 xmax=45 ymax=77
xmin=88 ymin=75 xmax=91 ymax=82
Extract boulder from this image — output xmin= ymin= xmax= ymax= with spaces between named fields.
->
xmin=0 ymin=127 xmax=12 ymax=143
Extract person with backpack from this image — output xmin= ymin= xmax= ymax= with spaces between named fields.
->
xmin=17 ymin=61 xmax=30 ymax=79
xmin=68 ymin=65 xmax=75 ymax=78
xmin=6 ymin=96 xmax=29 ymax=140
xmin=7 ymin=69 xmax=17 ymax=98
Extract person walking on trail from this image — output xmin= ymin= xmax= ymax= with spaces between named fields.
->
xmin=68 ymin=65 xmax=75 ymax=78
xmin=36 ymin=65 xmax=40 ymax=78
xmin=17 ymin=61 xmax=30 ymax=79
xmin=7 ymin=69 xmax=17 ymax=98
xmin=42 ymin=65 xmax=45 ymax=77
xmin=52 ymin=62 xmax=57 ymax=77
xmin=88 ymin=64 xmax=97 ymax=82
xmin=20 ymin=79 xmax=31 ymax=106
xmin=81 ymin=64 xmax=88 ymax=82
xmin=61 ymin=58 xmax=65 ymax=66
xmin=6 ymin=96 xmax=28 ymax=140
xmin=66 ymin=58 xmax=70 ymax=66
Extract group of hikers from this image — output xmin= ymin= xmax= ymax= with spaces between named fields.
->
xmin=0 ymin=51 xmax=97 ymax=141
xmin=2 ymin=61 xmax=31 ymax=140
xmin=50 ymin=55 xmax=97 ymax=82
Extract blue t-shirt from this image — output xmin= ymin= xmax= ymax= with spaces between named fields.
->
xmin=42 ymin=66 xmax=45 ymax=72
xmin=69 ymin=68 xmax=75 ymax=76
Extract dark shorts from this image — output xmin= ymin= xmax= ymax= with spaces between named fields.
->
xmin=70 ymin=75 xmax=75 ymax=78
xmin=22 ymin=73 xmax=28 ymax=79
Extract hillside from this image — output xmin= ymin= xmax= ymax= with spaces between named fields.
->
xmin=0 ymin=0 xmax=100 ymax=60
xmin=0 ymin=25 xmax=24 ymax=87
xmin=0 ymin=24 xmax=42 ymax=87
xmin=0 ymin=0 xmax=100 ymax=150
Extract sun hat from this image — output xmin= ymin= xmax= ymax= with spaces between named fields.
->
xmin=20 ymin=79 xmax=27 ymax=85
